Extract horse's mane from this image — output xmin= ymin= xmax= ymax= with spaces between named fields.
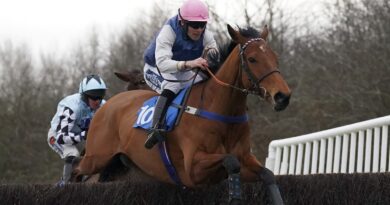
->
xmin=208 ymin=26 xmax=260 ymax=73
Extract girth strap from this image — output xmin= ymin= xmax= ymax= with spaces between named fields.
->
xmin=158 ymin=141 xmax=186 ymax=189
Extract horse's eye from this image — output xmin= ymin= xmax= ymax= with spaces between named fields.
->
xmin=247 ymin=57 xmax=257 ymax=63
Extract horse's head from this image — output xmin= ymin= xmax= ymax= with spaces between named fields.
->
xmin=227 ymin=24 xmax=291 ymax=111
xmin=114 ymin=70 xmax=149 ymax=91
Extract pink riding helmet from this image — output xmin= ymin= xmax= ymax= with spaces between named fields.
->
xmin=179 ymin=0 xmax=209 ymax=22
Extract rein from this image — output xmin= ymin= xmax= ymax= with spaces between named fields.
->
xmin=155 ymin=46 xmax=213 ymax=83
xmin=205 ymin=38 xmax=280 ymax=97
xmin=155 ymin=37 xmax=280 ymax=97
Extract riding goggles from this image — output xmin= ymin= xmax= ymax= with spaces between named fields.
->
xmin=87 ymin=95 xmax=103 ymax=101
xmin=187 ymin=21 xmax=207 ymax=29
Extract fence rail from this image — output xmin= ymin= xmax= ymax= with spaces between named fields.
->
xmin=265 ymin=115 xmax=390 ymax=175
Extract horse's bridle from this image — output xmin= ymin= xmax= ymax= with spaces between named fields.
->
xmin=203 ymin=38 xmax=281 ymax=98
xmin=157 ymin=37 xmax=281 ymax=98
xmin=238 ymin=38 xmax=280 ymax=97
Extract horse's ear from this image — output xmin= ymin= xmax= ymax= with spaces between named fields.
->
xmin=260 ymin=25 xmax=269 ymax=41
xmin=227 ymin=24 xmax=242 ymax=43
xmin=114 ymin=71 xmax=131 ymax=82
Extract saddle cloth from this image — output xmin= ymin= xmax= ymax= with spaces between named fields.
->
xmin=133 ymin=88 xmax=188 ymax=131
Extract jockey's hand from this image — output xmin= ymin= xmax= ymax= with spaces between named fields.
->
xmin=185 ymin=57 xmax=209 ymax=71
xmin=206 ymin=49 xmax=220 ymax=73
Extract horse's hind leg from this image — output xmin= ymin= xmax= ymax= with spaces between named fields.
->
xmin=222 ymin=155 xmax=242 ymax=205
xmin=259 ymin=167 xmax=283 ymax=205
xmin=98 ymin=153 xmax=132 ymax=182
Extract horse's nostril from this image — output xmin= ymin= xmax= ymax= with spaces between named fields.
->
xmin=274 ymin=92 xmax=290 ymax=110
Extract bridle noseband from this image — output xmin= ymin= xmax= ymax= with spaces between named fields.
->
xmin=239 ymin=38 xmax=280 ymax=97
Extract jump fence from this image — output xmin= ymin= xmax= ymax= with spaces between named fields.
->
xmin=265 ymin=115 xmax=390 ymax=175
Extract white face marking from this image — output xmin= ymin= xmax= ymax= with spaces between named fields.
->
xmin=259 ymin=45 xmax=266 ymax=52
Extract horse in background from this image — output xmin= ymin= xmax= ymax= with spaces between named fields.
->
xmin=114 ymin=70 xmax=150 ymax=91
xmin=76 ymin=24 xmax=291 ymax=205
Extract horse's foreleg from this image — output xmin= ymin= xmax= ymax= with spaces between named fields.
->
xmin=259 ymin=167 xmax=283 ymax=205
xmin=192 ymin=152 xmax=241 ymax=205
xmin=241 ymin=154 xmax=284 ymax=205
xmin=222 ymin=155 xmax=242 ymax=205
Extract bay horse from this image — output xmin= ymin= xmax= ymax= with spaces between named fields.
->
xmin=76 ymin=24 xmax=291 ymax=205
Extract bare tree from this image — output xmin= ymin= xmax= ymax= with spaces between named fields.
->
xmin=103 ymin=3 xmax=171 ymax=95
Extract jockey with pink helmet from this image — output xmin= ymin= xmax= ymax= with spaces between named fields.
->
xmin=143 ymin=0 xmax=219 ymax=149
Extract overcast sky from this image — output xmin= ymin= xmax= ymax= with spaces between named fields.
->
xmin=0 ymin=0 xmax=324 ymax=59
xmin=0 ymin=0 xmax=161 ymax=57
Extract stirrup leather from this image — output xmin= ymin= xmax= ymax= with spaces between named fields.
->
xmin=144 ymin=95 xmax=170 ymax=149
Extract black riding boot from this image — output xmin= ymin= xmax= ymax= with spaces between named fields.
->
xmin=144 ymin=90 xmax=175 ymax=149
xmin=57 ymin=156 xmax=75 ymax=187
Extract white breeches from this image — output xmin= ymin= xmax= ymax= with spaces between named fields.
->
xmin=143 ymin=64 xmax=207 ymax=94
xmin=47 ymin=129 xmax=85 ymax=159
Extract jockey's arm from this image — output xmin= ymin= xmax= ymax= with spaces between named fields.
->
xmin=55 ymin=107 xmax=86 ymax=145
xmin=202 ymin=29 xmax=219 ymax=72
xmin=203 ymin=29 xmax=218 ymax=52
xmin=155 ymin=25 xmax=183 ymax=73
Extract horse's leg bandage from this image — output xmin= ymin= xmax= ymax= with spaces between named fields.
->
xmin=223 ymin=155 xmax=241 ymax=202
xmin=259 ymin=167 xmax=283 ymax=205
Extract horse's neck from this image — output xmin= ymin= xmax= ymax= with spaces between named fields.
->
xmin=203 ymin=47 xmax=247 ymax=115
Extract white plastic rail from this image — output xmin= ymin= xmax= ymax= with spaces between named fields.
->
xmin=265 ymin=115 xmax=390 ymax=175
